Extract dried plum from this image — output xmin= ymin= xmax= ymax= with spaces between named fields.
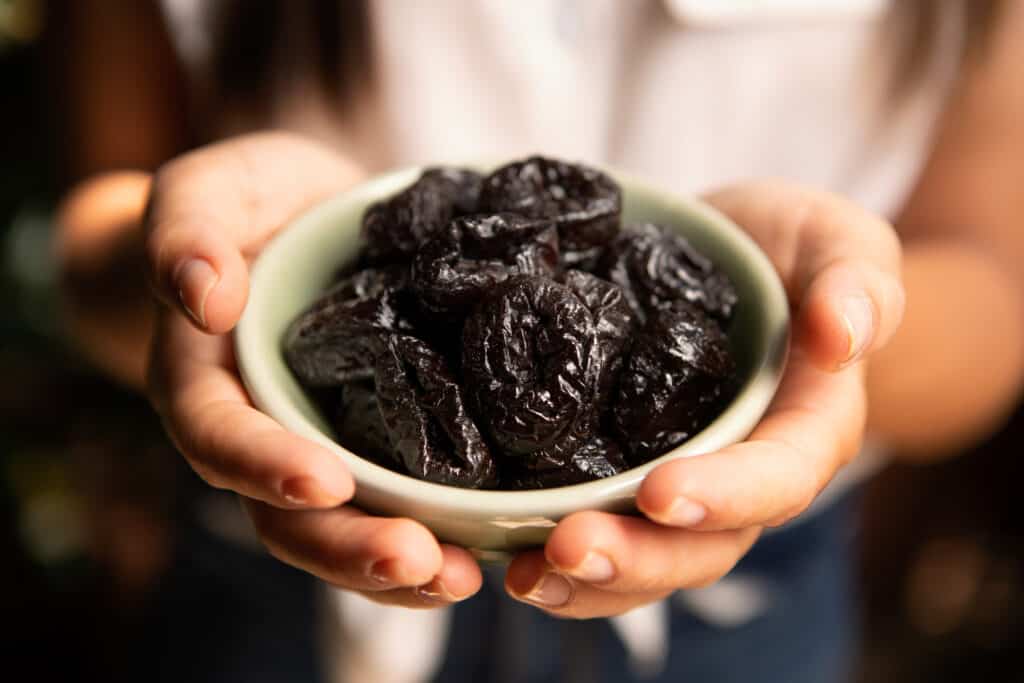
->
xmin=480 ymin=156 xmax=621 ymax=268
xmin=333 ymin=381 xmax=396 ymax=470
xmin=362 ymin=167 xmax=483 ymax=264
xmin=560 ymin=270 xmax=634 ymax=408
xmin=613 ymin=302 xmax=736 ymax=463
xmin=284 ymin=267 xmax=413 ymax=387
xmin=503 ymin=434 xmax=627 ymax=490
xmin=411 ymin=213 xmax=558 ymax=318
xmin=462 ymin=276 xmax=599 ymax=456
xmin=376 ymin=334 xmax=496 ymax=488
xmin=285 ymin=155 xmax=742 ymax=491
xmin=599 ymin=223 xmax=737 ymax=324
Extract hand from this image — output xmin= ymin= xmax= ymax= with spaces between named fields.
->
xmin=145 ymin=132 xmax=482 ymax=607
xmin=505 ymin=181 xmax=905 ymax=618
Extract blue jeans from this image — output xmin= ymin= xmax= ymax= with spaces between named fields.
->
xmin=434 ymin=493 xmax=860 ymax=683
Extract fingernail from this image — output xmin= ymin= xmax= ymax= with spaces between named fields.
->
xmin=176 ymin=258 xmax=218 ymax=328
xmin=522 ymin=572 xmax=573 ymax=607
xmin=280 ymin=475 xmax=347 ymax=507
xmin=367 ymin=559 xmax=396 ymax=587
xmin=661 ymin=496 xmax=707 ymax=527
xmin=280 ymin=476 xmax=321 ymax=506
xmin=840 ymin=293 xmax=874 ymax=365
xmin=416 ymin=577 xmax=464 ymax=603
xmin=569 ymin=552 xmax=616 ymax=584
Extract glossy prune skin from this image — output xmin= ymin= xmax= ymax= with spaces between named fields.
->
xmin=375 ymin=334 xmax=496 ymax=488
xmin=361 ymin=167 xmax=483 ymax=264
xmin=462 ymin=276 xmax=599 ymax=457
xmin=284 ymin=267 xmax=414 ymax=387
xmin=560 ymin=270 xmax=635 ymax=409
xmin=411 ymin=213 xmax=559 ymax=318
xmin=333 ymin=381 xmax=396 ymax=471
xmin=600 ymin=223 xmax=738 ymax=324
xmin=503 ymin=434 xmax=627 ymax=490
xmin=480 ymin=157 xmax=621 ymax=268
xmin=613 ymin=302 xmax=736 ymax=463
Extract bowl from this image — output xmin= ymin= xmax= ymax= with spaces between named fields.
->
xmin=235 ymin=164 xmax=790 ymax=561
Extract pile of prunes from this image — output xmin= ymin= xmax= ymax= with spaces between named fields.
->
xmin=284 ymin=157 xmax=739 ymax=490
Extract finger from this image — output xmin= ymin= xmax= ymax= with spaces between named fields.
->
xmin=637 ymin=353 xmax=866 ymax=531
xmin=144 ymin=131 xmax=364 ymax=334
xmin=704 ymin=181 xmax=904 ymax=369
xmin=544 ymin=515 xmax=760 ymax=594
xmin=506 ymin=551 xmax=674 ymax=620
xmin=506 ymin=550 xmax=665 ymax=619
xmin=409 ymin=544 xmax=485 ymax=604
xmin=150 ymin=311 xmax=353 ymax=508
xmin=542 ymin=512 xmax=760 ymax=596
xmin=244 ymin=499 xmax=458 ymax=594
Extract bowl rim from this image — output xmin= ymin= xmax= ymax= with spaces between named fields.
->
xmin=235 ymin=163 xmax=790 ymax=517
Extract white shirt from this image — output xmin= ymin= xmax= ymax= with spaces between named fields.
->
xmin=161 ymin=1 xmax=966 ymax=680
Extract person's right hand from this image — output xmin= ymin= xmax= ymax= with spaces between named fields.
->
xmin=145 ymin=132 xmax=483 ymax=607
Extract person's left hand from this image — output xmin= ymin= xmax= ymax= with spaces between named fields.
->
xmin=505 ymin=181 xmax=905 ymax=618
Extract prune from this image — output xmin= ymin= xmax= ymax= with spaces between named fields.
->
xmin=462 ymin=276 xmax=599 ymax=456
xmin=284 ymin=267 xmax=414 ymax=387
xmin=411 ymin=213 xmax=559 ymax=318
xmin=560 ymin=270 xmax=634 ymax=408
xmin=480 ymin=156 xmax=621 ymax=268
xmin=375 ymin=334 xmax=496 ymax=488
xmin=599 ymin=223 xmax=737 ymax=324
xmin=613 ymin=302 xmax=736 ymax=463
xmin=333 ymin=381 xmax=396 ymax=470
xmin=503 ymin=434 xmax=627 ymax=490
xmin=362 ymin=167 xmax=483 ymax=264
xmin=285 ymin=155 xmax=743 ymax=491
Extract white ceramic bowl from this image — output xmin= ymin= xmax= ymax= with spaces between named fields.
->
xmin=235 ymin=165 xmax=789 ymax=560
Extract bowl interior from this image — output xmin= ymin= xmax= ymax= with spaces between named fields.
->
xmin=235 ymin=165 xmax=789 ymax=531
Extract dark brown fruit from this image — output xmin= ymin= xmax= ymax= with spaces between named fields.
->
xmin=361 ymin=167 xmax=483 ymax=265
xmin=285 ymin=156 xmax=742 ymax=491
xmin=560 ymin=270 xmax=635 ymax=410
xmin=333 ymin=381 xmax=396 ymax=471
xmin=599 ymin=223 xmax=737 ymax=324
xmin=283 ymin=267 xmax=413 ymax=387
xmin=462 ymin=276 xmax=600 ymax=456
xmin=613 ymin=302 xmax=736 ymax=463
xmin=502 ymin=434 xmax=627 ymax=490
xmin=480 ymin=156 xmax=621 ymax=269
xmin=411 ymin=213 xmax=558 ymax=319
xmin=375 ymin=334 xmax=497 ymax=488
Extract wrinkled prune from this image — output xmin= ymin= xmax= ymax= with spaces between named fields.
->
xmin=285 ymin=155 xmax=743 ymax=491
xmin=361 ymin=167 xmax=483 ymax=264
xmin=411 ymin=213 xmax=558 ymax=318
xmin=503 ymin=434 xmax=627 ymax=490
xmin=333 ymin=381 xmax=396 ymax=470
xmin=375 ymin=334 xmax=496 ymax=488
xmin=284 ymin=267 xmax=414 ymax=387
xmin=600 ymin=223 xmax=737 ymax=324
xmin=480 ymin=156 xmax=621 ymax=268
xmin=613 ymin=302 xmax=736 ymax=463
xmin=462 ymin=276 xmax=599 ymax=456
xmin=560 ymin=270 xmax=634 ymax=408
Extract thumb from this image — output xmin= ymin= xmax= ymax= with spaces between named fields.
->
xmin=144 ymin=131 xmax=365 ymax=334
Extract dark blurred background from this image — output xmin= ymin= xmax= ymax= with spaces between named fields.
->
xmin=2 ymin=2 xmax=1023 ymax=681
